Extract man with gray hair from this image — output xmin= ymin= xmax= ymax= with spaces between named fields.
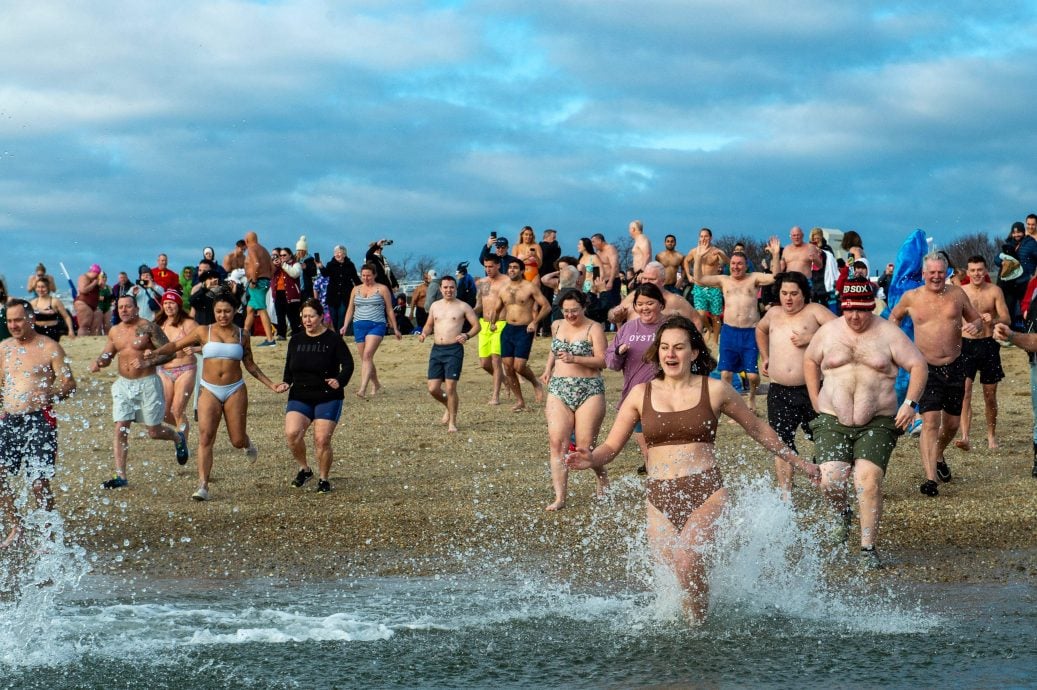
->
xmin=607 ymin=261 xmax=702 ymax=330
xmin=629 ymin=220 xmax=652 ymax=274
xmin=890 ymin=252 xmax=983 ymax=497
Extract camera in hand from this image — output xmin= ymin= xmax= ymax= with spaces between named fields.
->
xmin=383 ymin=239 xmax=394 ymax=246
xmin=313 ymin=252 xmax=321 ymax=263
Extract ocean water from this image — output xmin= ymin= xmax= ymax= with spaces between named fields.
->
xmin=2 ymin=479 xmax=1035 ymax=689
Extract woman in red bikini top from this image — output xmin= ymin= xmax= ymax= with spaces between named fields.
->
xmin=565 ymin=314 xmax=819 ymax=624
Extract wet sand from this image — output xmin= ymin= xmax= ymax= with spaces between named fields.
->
xmin=22 ymin=335 xmax=1037 ymax=583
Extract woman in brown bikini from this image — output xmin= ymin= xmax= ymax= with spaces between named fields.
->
xmin=566 ymin=314 xmax=819 ymax=623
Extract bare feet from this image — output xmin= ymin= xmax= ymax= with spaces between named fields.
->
xmin=447 ymin=424 xmax=459 ymax=433
xmin=486 ymin=398 xmax=500 ymax=406
xmin=440 ymin=412 xmax=449 ymax=425
xmin=988 ymin=438 xmax=999 ymax=449
xmin=954 ymin=439 xmax=971 ymax=452
xmin=545 ymin=499 xmax=566 ymax=511
xmin=533 ymin=382 xmax=545 ymax=404
xmin=511 ymin=402 xmax=526 ymax=413
xmin=595 ymin=475 xmax=610 ymax=497
xmin=355 ymin=390 xmax=368 ymax=400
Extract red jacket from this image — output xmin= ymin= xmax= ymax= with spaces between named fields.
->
xmin=151 ymin=267 xmax=181 ymax=293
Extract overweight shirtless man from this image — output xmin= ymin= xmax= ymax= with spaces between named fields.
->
xmin=608 ymin=262 xmax=704 ymax=331
xmin=419 ymin=275 xmax=480 ymax=432
xmin=487 ymin=260 xmax=550 ymax=412
xmin=805 ymin=279 xmax=927 ymax=567
xmin=693 ymin=238 xmax=781 ymax=413
xmin=629 ymin=220 xmax=652 ymax=274
xmin=476 ymin=257 xmax=510 ymax=405
xmin=0 ymin=300 xmax=77 ymax=549
xmin=779 ymin=226 xmax=822 ymax=278
xmin=890 ymin=253 xmax=982 ymax=497
xmin=682 ymin=228 xmax=728 ymax=347
xmin=655 ymin=234 xmax=685 ymax=292
xmin=90 ymin=295 xmax=189 ymax=489
xmin=956 ymin=255 xmax=1009 ymax=451
xmin=756 ymin=272 xmax=835 ymax=497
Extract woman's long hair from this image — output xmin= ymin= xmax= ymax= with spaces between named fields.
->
xmin=643 ymin=314 xmax=716 ymax=376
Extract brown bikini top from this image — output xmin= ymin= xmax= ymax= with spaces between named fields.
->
xmin=640 ymin=377 xmax=717 ymax=447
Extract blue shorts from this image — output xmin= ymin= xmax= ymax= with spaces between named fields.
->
xmin=428 ymin=343 xmax=464 ymax=381
xmin=354 ymin=319 xmax=387 ymax=343
xmin=500 ymin=323 xmax=535 ymax=360
xmin=286 ymin=398 xmax=343 ymax=423
xmin=717 ymin=323 xmax=759 ymax=374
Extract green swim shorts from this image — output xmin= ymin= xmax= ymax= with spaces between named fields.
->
xmin=811 ymin=413 xmax=898 ymax=474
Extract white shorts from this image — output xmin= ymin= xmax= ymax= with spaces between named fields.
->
xmin=112 ymin=374 xmax=166 ymax=426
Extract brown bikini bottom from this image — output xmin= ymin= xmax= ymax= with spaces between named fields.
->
xmin=646 ymin=466 xmax=724 ymax=532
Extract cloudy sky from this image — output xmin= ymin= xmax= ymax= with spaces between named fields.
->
xmin=3 ymin=0 xmax=1036 ymax=291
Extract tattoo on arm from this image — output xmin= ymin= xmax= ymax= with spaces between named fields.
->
xmin=144 ymin=322 xmax=176 ymax=366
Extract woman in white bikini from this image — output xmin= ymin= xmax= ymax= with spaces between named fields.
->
xmin=139 ymin=291 xmax=288 ymax=501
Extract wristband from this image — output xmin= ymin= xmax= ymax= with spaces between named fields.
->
xmin=903 ymin=399 xmax=919 ymax=411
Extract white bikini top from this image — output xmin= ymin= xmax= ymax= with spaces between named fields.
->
xmin=201 ymin=325 xmax=244 ymax=361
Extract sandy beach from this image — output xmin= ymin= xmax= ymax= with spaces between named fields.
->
xmin=20 ymin=334 xmax=1037 ymax=585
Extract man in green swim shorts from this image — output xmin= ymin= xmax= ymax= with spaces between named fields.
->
xmin=804 ymin=279 xmax=927 ymax=568
xmin=243 ymin=231 xmax=276 ymax=347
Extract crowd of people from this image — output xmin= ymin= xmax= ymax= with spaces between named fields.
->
xmin=2 ymin=215 xmax=1037 ymax=623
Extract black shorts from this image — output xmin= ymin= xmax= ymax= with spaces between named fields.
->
xmin=919 ymin=356 xmax=966 ymax=416
xmin=428 ymin=343 xmax=464 ymax=381
xmin=0 ymin=408 xmax=58 ymax=480
xmin=766 ymin=383 xmax=816 ymax=453
xmin=960 ymin=337 xmax=1005 ymax=385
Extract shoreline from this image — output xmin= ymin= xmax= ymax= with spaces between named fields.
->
xmin=5 ymin=334 xmax=1037 ymax=586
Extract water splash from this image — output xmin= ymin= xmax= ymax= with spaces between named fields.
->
xmin=0 ymin=509 xmax=90 ymax=668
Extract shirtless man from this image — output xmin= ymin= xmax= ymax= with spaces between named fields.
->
xmin=682 ymin=228 xmax=728 ymax=347
xmin=779 ymin=226 xmax=822 ymax=278
xmin=756 ymin=272 xmax=835 ymax=497
xmin=418 ymin=275 xmax=480 ymax=432
xmin=607 ymin=261 xmax=703 ymax=331
xmin=629 ymin=220 xmax=652 ymax=274
xmin=0 ymin=300 xmax=76 ymax=548
xmin=655 ymin=234 xmax=684 ymax=292
xmin=243 ymin=231 xmax=276 ymax=347
xmin=805 ymin=279 xmax=927 ymax=567
xmin=410 ymin=272 xmax=430 ymax=330
xmin=90 ymin=295 xmax=189 ymax=488
xmin=890 ymin=253 xmax=982 ymax=496
xmin=955 ymin=256 xmax=1009 ymax=451
xmin=693 ymin=238 xmax=781 ymax=412
xmin=590 ymin=233 xmax=621 ymax=311
xmin=487 ymin=260 xmax=550 ymax=411
xmin=223 ymin=239 xmax=246 ymax=273
xmin=476 ymin=257 xmax=510 ymax=405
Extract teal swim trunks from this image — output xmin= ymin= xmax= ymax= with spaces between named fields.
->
xmin=247 ymin=278 xmax=270 ymax=310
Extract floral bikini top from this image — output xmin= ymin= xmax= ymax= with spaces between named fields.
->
xmin=551 ymin=324 xmax=594 ymax=357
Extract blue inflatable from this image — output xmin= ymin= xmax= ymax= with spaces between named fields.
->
xmin=882 ymin=229 xmax=928 ymax=401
